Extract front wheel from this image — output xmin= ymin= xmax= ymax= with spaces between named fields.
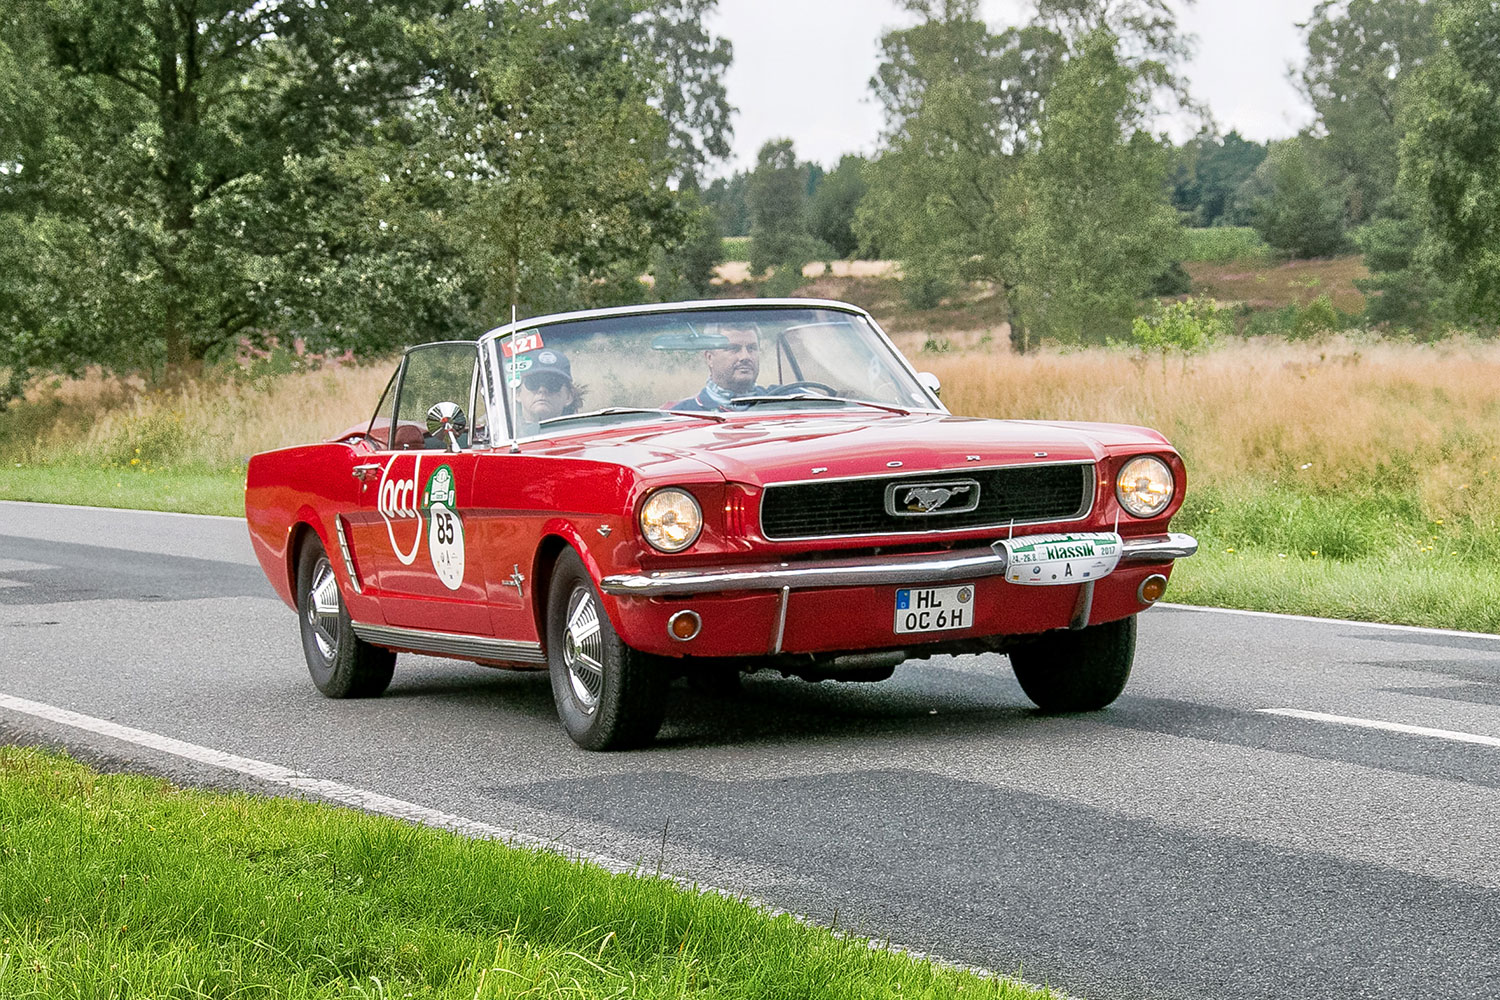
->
xmin=1008 ymin=615 xmax=1136 ymax=712
xmin=296 ymin=537 xmax=395 ymax=698
xmin=547 ymin=550 xmax=667 ymax=750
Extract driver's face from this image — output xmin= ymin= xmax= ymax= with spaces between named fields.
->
xmin=706 ymin=326 xmax=760 ymax=394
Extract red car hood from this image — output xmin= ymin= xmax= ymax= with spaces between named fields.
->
xmin=549 ymin=410 xmax=1173 ymax=487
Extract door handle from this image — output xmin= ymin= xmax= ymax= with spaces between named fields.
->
xmin=352 ymin=463 xmax=382 ymax=482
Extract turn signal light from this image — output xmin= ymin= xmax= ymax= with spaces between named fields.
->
xmin=668 ymin=610 xmax=702 ymax=641
xmin=1138 ymin=574 xmax=1168 ymax=604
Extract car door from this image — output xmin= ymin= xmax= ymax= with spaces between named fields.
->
xmin=346 ymin=342 xmax=493 ymax=635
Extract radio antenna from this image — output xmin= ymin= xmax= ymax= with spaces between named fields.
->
xmin=509 ymin=302 xmax=522 ymax=454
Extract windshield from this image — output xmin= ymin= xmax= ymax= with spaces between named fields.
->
xmin=489 ymin=307 xmax=936 ymax=438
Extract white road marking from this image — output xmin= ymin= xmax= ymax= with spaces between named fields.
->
xmin=0 ymin=579 xmax=32 ymax=589
xmin=1158 ymin=602 xmax=1500 ymax=641
xmin=0 ymin=499 xmax=241 ymax=521
xmin=0 ymin=558 xmax=55 ymax=573
xmin=0 ymin=689 xmax=1029 ymax=988
xmin=1258 ymin=708 xmax=1500 ymax=748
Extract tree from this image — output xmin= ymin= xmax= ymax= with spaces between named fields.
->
xmin=703 ymin=170 xmax=750 ymax=237
xmin=746 ymin=139 xmax=825 ymax=278
xmin=0 ymin=1 xmax=703 ymax=400
xmin=1232 ymin=138 xmax=1348 ymax=259
xmin=634 ymin=0 xmax=735 ymax=186
xmin=807 ymin=155 xmax=871 ymax=259
xmin=0 ymin=0 xmax=438 ymax=387
xmin=1011 ymin=29 xmax=1184 ymax=346
xmin=1171 ymin=130 xmax=1267 ymax=227
xmin=1297 ymin=0 xmax=1437 ymax=224
xmin=859 ymin=0 xmax=1195 ymax=327
xmin=1399 ymin=0 xmax=1500 ymax=320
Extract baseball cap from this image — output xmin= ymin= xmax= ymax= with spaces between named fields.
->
xmin=522 ymin=348 xmax=571 ymax=381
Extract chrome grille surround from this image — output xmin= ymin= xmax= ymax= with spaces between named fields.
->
xmin=759 ymin=461 xmax=1095 ymax=541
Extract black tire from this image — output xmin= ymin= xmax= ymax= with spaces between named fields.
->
xmin=1008 ymin=615 xmax=1137 ymax=712
xmin=296 ymin=537 xmax=395 ymax=698
xmin=546 ymin=549 xmax=667 ymax=750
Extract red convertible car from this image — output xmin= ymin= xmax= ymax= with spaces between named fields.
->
xmin=245 ymin=299 xmax=1196 ymax=749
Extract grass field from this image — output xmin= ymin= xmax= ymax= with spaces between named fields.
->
xmin=3 ymin=333 xmax=1497 ymax=632
xmin=0 ymin=745 xmax=1049 ymax=998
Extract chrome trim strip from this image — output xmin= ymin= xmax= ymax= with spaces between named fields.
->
xmin=334 ymin=516 xmax=361 ymax=594
xmin=771 ymin=585 xmax=790 ymax=654
xmin=1069 ymin=580 xmax=1095 ymax=631
xmin=1118 ymin=533 xmax=1199 ymax=563
xmin=600 ymin=532 xmax=1198 ymax=597
xmin=759 ymin=461 xmax=1096 ymax=542
xmin=351 ymin=623 xmax=546 ymax=664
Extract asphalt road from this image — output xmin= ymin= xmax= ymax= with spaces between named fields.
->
xmin=1 ymin=499 xmax=1497 ymax=1000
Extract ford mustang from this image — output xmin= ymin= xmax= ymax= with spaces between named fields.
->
xmin=245 ymin=299 xmax=1197 ymax=749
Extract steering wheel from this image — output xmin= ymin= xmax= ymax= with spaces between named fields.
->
xmin=772 ymin=380 xmax=838 ymax=396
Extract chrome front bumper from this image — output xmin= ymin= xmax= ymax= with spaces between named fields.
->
xmin=599 ymin=532 xmax=1198 ymax=597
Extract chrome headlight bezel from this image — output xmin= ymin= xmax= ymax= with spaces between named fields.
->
xmin=639 ymin=488 xmax=703 ymax=553
xmin=1116 ymin=456 xmax=1174 ymax=518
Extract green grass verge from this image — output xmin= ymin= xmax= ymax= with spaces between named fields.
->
xmin=4 ymin=464 xmax=1495 ymax=634
xmin=721 ymin=235 xmax=751 ymax=261
xmin=0 ymin=747 xmax=1048 ymax=999
xmin=0 ymin=464 xmax=245 ymax=517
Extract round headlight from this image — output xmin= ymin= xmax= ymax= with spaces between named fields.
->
xmin=1116 ymin=456 xmax=1174 ymax=518
xmin=639 ymin=488 xmax=703 ymax=552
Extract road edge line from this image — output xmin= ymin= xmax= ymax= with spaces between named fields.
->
xmin=1156 ymin=602 xmax=1500 ymax=641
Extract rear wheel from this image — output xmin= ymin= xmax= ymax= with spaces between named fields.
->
xmin=1008 ymin=616 xmax=1136 ymax=712
xmin=547 ymin=550 xmax=667 ymax=750
xmin=296 ymin=537 xmax=395 ymax=698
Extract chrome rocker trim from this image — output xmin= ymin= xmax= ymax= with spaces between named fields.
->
xmin=600 ymin=532 xmax=1198 ymax=598
xmin=351 ymin=623 xmax=547 ymax=665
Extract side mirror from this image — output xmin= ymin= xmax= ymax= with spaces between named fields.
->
xmin=916 ymin=371 xmax=941 ymax=398
xmin=427 ymin=402 xmax=468 ymax=453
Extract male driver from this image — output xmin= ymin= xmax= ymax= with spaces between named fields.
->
xmin=671 ymin=322 xmax=766 ymax=411
xmin=515 ymin=348 xmax=579 ymax=435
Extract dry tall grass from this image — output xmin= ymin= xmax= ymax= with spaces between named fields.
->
xmin=6 ymin=337 xmax=1498 ymax=530
xmin=3 ymin=363 xmax=394 ymax=470
xmin=922 ymin=336 xmax=1500 ymax=527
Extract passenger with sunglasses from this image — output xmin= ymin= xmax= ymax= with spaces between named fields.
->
xmin=515 ymin=348 xmax=579 ymax=436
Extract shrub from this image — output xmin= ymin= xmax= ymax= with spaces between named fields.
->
xmin=1182 ymin=226 xmax=1273 ymax=263
xmin=1129 ymin=296 xmax=1231 ymax=353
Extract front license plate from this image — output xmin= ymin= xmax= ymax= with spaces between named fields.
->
xmin=894 ymin=584 xmax=975 ymax=634
xmin=995 ymin=531 xmax=1123 ymax=586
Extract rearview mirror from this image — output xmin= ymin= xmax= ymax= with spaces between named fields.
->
xmin=651 ymin=329 xmax=731 ymax=351
xmin=917 ymin=372 xmax=941 ymax=398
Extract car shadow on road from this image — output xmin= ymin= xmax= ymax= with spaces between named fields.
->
xmin=370 ymin=654 xmax=1067 ymax=749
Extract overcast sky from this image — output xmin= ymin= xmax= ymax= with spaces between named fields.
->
xmin=707 ymin=0 xmax=1321 ymax=175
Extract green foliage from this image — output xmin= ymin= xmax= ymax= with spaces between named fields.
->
xmin=1171 ymin=131 xmax=1268 ymax=227
xmin=806 ymin=154 xmax=871 ymax=259
xmin=1129 ymin=296 xmax=1230 ymax=353
xmin=1298 ymin=0 xmax=1436 ymax=224
xmin=746 ymin=139 xmax=829 ymax=279
xmin=703 ymin=171 xmax=750 ymax=237
xmin=1399 ymin=0 xmax=1500 ymax=321
xmin=1233 ymin=138 xmax=1348 ymax=259
xmin=1353 ymin=213 xmax=1460 ymax=331
xmin=0 ymin=1 xmax=722 ymax=403
xmin=635 ymin=0 xmax=735 ymax=186
xmin=651 ymin=194 xmax=723 ymax=301
xmin=1182 ymin=227 xmax=1273 ymax=264
xmin=1012 ymin=30 xmax=1185 ymax=345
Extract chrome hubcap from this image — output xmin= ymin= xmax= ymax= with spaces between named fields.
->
xmin=307 ymin=557 xmax=341 ymax=661
xmin=563 ymin=585 xmax=604 ymax=713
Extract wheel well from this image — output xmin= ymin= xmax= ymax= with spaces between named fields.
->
xmin=530 ymin=535 xmax=573 ymax=646
xmin=287 ymin=522 xmax=317 ymax=598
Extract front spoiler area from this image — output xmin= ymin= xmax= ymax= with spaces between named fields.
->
xmin=601 ymin=532 xmax=1198 ymax=597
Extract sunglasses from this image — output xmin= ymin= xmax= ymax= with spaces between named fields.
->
xmin=522 ymin=375 xmax=568 ymax=393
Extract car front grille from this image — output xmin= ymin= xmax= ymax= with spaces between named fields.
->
xmin=759 ymin=463 xmax=1094 ymax=540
